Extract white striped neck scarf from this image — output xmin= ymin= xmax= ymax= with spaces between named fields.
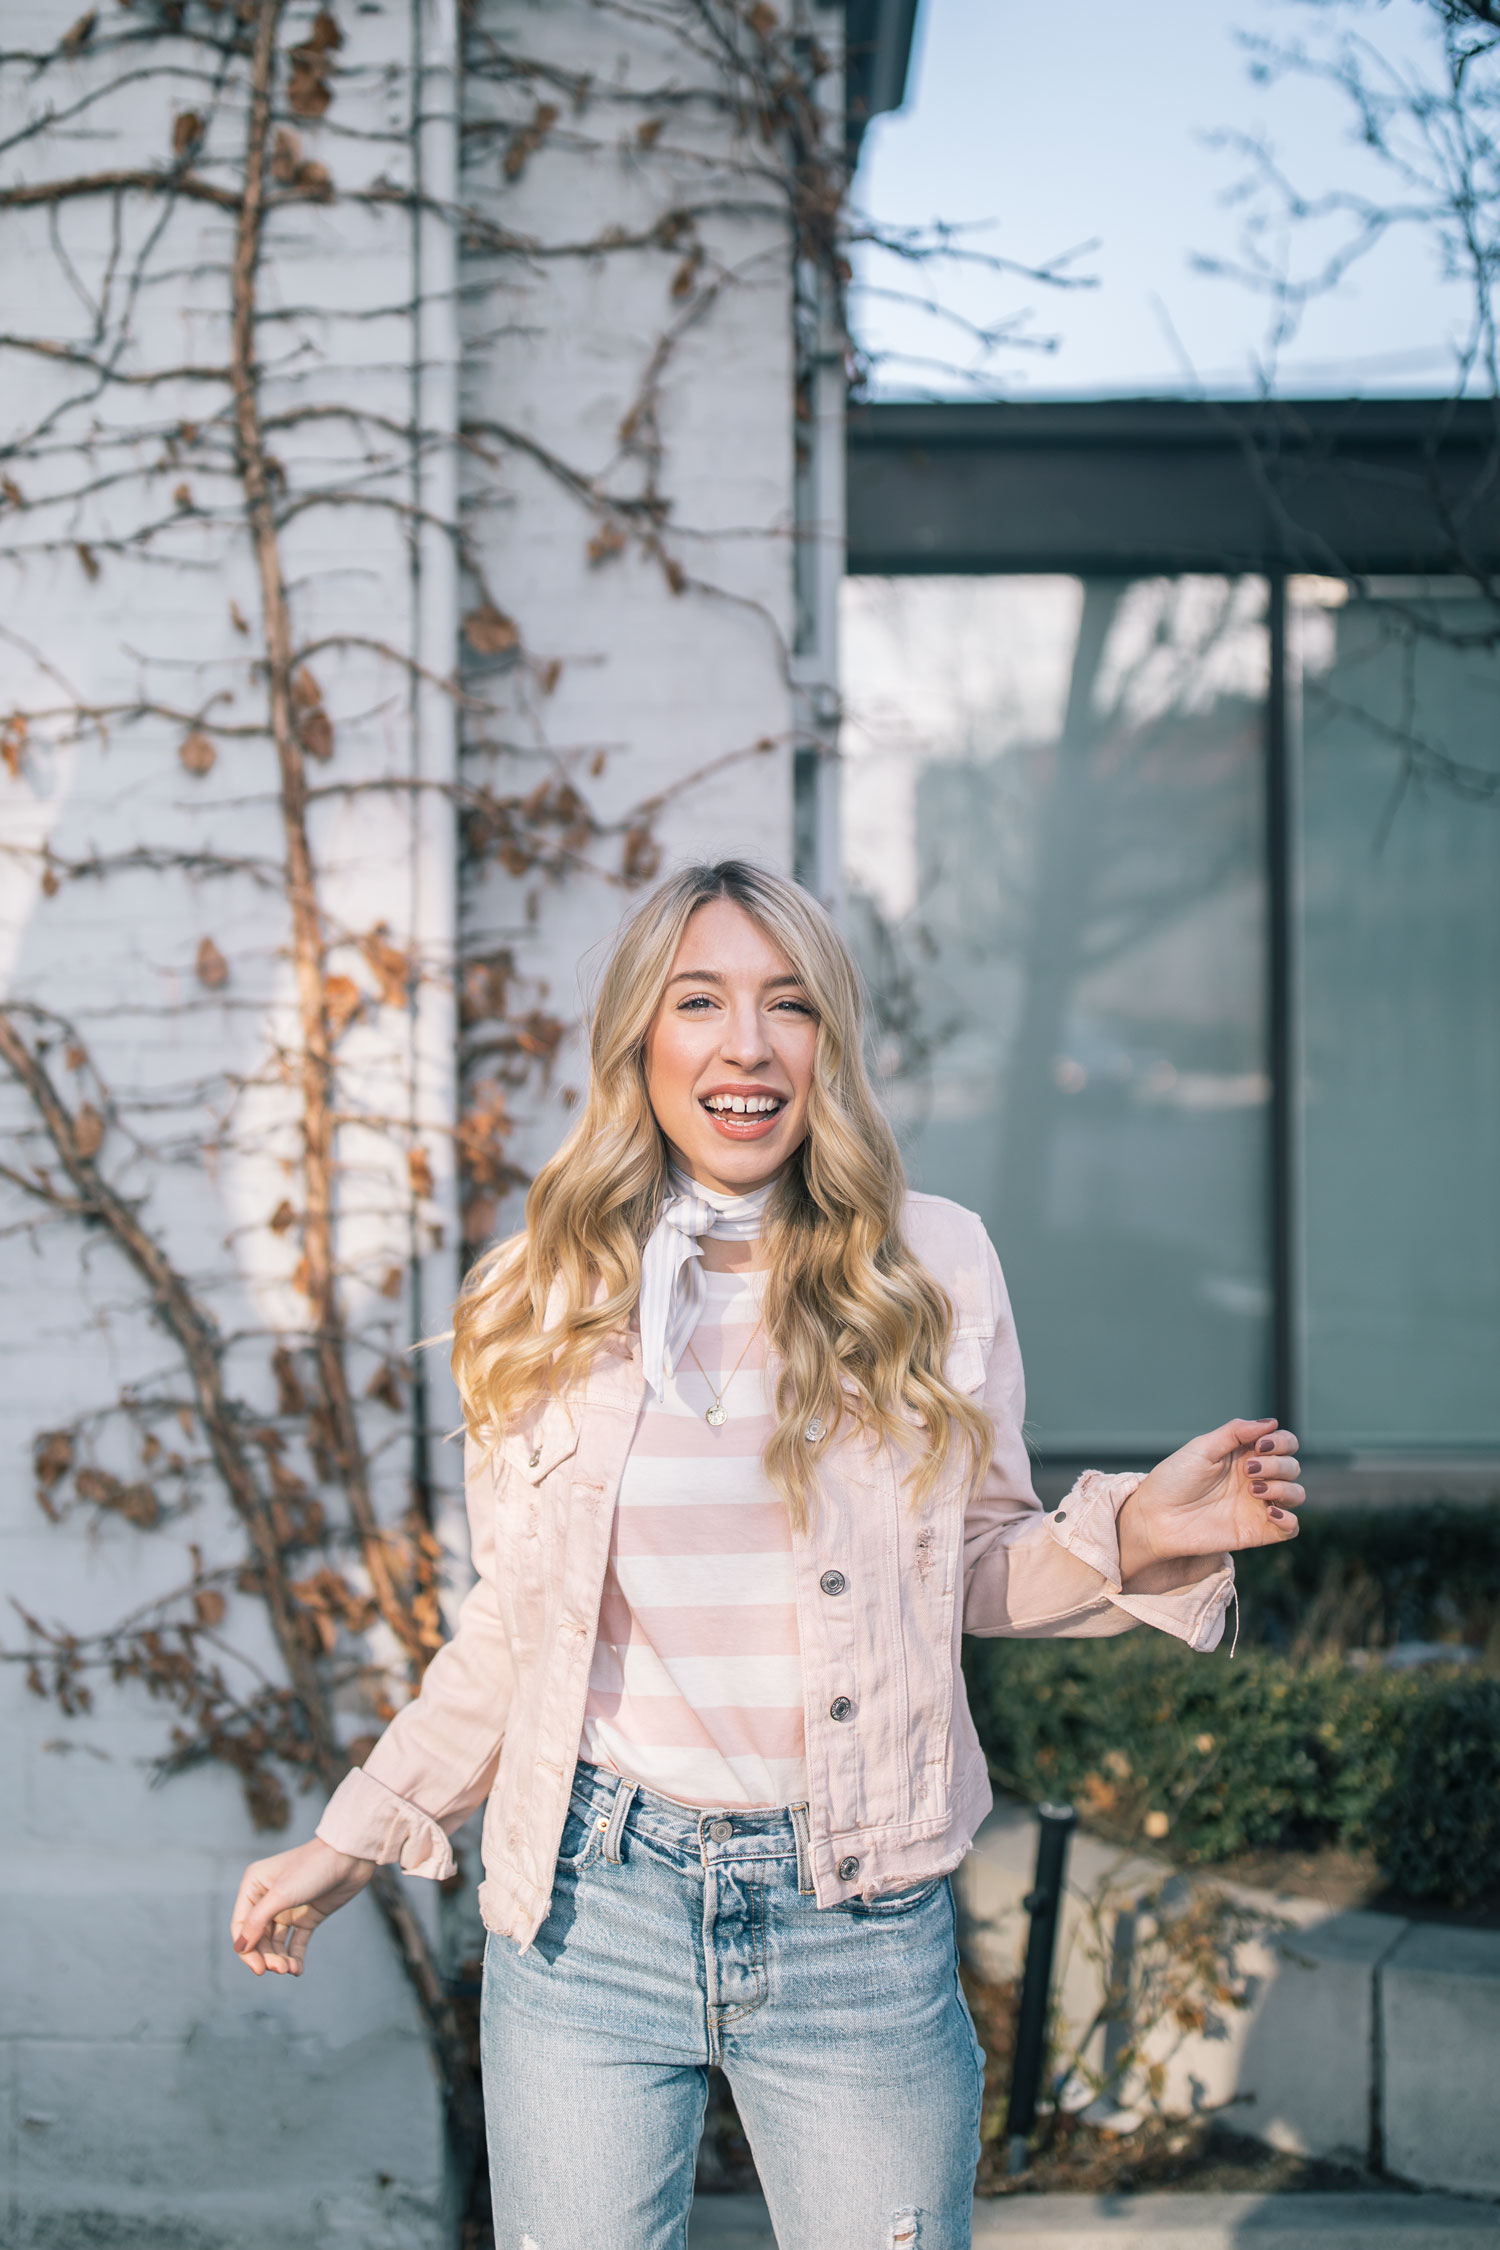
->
xmin=638 ymin=1166 xmax=776 ymax=1402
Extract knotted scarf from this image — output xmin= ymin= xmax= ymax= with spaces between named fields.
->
xmin=638 ymin=1166 xmax=774 ymax=1401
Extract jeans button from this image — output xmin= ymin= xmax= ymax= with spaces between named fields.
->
xmin=708 ymin=1818 xmax=733 ymax=1842
xmin=829 ymin=1696 xmax=853 ymax=1722
xmin=837 ymin=1855 xmax=859 ymax=1881
xmin=819 ymin=1569 xmax=847 ymax=1596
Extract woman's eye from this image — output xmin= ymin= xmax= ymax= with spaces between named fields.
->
xmin=773 ymin=998 xmax=813 ymax=1016
xmin=677 ymin=994 xmax=717 ymax=1013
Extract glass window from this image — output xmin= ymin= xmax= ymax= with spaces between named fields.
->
xmin=841 ymin=574 xmax=1272 ymax=1459
xmin=1295 ymin=582 xmax=1500 ymax=1450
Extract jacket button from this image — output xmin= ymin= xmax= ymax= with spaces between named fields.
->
xmin=837 ymin=1855 xmax=859 ymax=1881
xmin=829 ymin=1696 xmax=853 ymax=1722
xmin=819 ymin=1570 xmax=847 ymax=1597
xmin=528 ymin=1448 xmax=542 ymax=1469
xmin=1053 ymin=1509 xmax=1067 ymax=1522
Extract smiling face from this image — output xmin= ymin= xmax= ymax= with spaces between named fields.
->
xmin=643 ymin=897 xmax=819 ymax=1196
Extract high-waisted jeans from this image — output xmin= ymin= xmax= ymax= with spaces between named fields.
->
xmin=480 ymin=1760 xmax=985 ymax=2250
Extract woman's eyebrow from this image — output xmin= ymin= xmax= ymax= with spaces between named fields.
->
xmin=664 ymin=970 xmax=806 ymax=989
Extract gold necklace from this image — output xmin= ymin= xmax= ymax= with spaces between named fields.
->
xmin=684 ymin=1320 xmax=763 ymax=1427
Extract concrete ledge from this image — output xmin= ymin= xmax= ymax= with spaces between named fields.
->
xmin=957 ymin=1803 xmax=1500 ymax=2195
xmin=688 ymin=2192 xmax=1500 ymax=2247
xmin=1382 ymin=1925 xmax=1500 ymax=2196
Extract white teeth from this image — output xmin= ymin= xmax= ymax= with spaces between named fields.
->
xmin=705 ymin=1093 xmax=781 ymax=1115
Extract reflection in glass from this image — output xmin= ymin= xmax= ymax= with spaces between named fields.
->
xmin=841 ymin=576 xmax=1271 ymax=1457
xmin=1296 ymin=583 xmax=1500 ymax=1450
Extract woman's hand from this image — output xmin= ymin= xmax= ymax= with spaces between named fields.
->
xmin=230 ymin=1836 xmax=377 ymax=1977
xmin=1116 ymin=1418 xmax=1303 ymax=1584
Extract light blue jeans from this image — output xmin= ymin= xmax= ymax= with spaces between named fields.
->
xmin=481 ymin=1760 xmax=985 ymax=2250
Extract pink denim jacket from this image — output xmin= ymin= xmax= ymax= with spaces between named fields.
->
xmin=317 ymin=1194 xmax=1233 ymax=1945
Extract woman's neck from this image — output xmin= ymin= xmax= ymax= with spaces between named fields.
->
xmin=699 ymin=1234 xmax=769 ymax=1274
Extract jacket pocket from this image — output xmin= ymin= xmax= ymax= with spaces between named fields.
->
xmin=842 ymin=1875 xmax=947 ymax=1918
xmin=943 ymin=1330 xmax=991 ymax=1394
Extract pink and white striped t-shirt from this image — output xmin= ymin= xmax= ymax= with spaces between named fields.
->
xmin=579 ymin=1266 xmax=807 ymax=1808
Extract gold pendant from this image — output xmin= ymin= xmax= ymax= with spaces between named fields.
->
xmin=705 ymin=1401 xmax=727 ymax=1426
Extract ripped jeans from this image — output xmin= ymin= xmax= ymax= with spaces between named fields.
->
xmin=481 ymin=1760 xmax=984 ymax=2250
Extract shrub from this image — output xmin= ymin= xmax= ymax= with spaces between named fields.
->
xmin=962 ymin=1634 xmax=1500 ymax=1907
xmin=1232 ymin=1499 xmax=1500 ymax=1654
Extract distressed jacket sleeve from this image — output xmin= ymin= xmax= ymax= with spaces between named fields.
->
xmin=315 ymin=1434 xmax=515 ymax=1878
xmin=959 ymin=1226 xmax=1234 ymax=1654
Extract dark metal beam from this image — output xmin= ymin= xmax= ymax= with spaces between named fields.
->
xmin=847 ymin=398 xmax=1500 ymax=577
xmin=845 ymin=0 xmax=922 ymax=158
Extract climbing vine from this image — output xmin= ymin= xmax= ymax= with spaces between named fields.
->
xmin=0 ymin=0 xmax=861 ymax=2143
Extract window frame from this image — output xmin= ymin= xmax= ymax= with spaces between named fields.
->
xmin=843 ymin=399 xmax=1500 ymax=1475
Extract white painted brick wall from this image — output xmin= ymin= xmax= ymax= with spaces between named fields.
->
xmin=2 ymin=1 xmax=834 ymax=2240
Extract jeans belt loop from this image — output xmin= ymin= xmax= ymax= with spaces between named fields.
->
xmin=789 ymin=1800 xmax=815 ymax=1895
xmin=602 ymin=1775 xmax=638 ymax=1865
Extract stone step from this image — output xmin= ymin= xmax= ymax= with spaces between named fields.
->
xmin=687 ymin=2190 xmax=1500 ymax=2248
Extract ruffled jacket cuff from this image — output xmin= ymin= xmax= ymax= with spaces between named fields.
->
xmin=1046 ymin=1469 xmax=1235 ymax=1654
xmin=315 ymin=1764 xmax=457 ymax=1880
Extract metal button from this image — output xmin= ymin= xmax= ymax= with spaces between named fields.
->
xmin=528 ymin=1447 xmax=542 ymax=1468
xmin=1053 ymin=1509 xmax=1067 ymax=1522
xmin=837 ymin=1855 xmax=859 ymax=1881
xmin=819 ymin=1570 xmax=847 ymax=1597
xmin=829 ymin=1696 xmax=853 ymax=1722
xmin=708 ymin=1818 xmax=733 ymax=1842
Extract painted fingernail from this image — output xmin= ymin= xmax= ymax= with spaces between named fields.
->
xmin=233 ymin=1938 xmax=245 ymax=1952
xmin=1268 ymin=1506 xmax=1286 ymax=1520
xmin=1257 ymin=1437 xmax=1275 ymax=1452
xmin=1251 ymin=1481 xmax=1267 ymax=1494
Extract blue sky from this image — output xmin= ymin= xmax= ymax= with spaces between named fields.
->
xmin=853 ymin=0 xmax=1471 ymax=397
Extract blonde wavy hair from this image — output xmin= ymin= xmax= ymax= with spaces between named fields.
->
xmin=451 ymin=860 xmax=990 ymax=1525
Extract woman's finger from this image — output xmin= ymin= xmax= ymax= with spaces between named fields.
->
xmin=1209 ymin=1416 xmax=1277 ymax=1459
xmin=1253 ymin=1427 xmax=1300 ymax=1457
xmin=234 ymin=1880 xmax=285 ymax=1962
xmin=1250 ymin=1455 xmax=1301 ymax=1491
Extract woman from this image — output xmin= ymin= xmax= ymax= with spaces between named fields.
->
xmin=232 ymin=860 xmax=1304 ymax=2250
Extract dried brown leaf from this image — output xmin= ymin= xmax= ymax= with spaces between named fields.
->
xmin=323 ymin=974 xmax=362 ymax=1036
xmin=64 ymin=1044 xmax=86 ymax=1071
xmin=172 ymin=110 xmax=203 ymax=155
xmin=229 ymin=600 xmax=250 ymax=636
xmin=621 ymin=824 xmax=661 ymax=886
xmin=179 ymin=731 xmax=216 ymax=775
xmin=463 ymin=603 xmax=519 ymax=656
xmin=378 ymin=1264 xmax=404 ymax=1299
xmin=271 ymin=126 xmax=301 ymax=181
xmin=586 ymin=519 xmax=627 ymax=566
xmin=359 ymin=923 xmax=412 ymax=1007
xmin=60 ymin=8 xmax=96 ymax=52
xmin=195 ymin=936 xmax=229 ymax=989
xmin=1 ymin=476 xmax=23 ymax=508
xmin=173 ymin=481 xmax=193 ymax=510
xmin=365 ymin=1360 xmax=405 ymax=1410
xmin=2 ymin=713 xmax=26 ymax=779
xmin=636 ymin=116 xmax=664 ymax=149
xmin=74 ymin=1103 xmax=104 ymax=1159
xmin=193 ymin=1588 xmax=227 ymax=1627
xmin=291 ymin=667 xmax=321 ymax=709
xmin=75 ymin=542 xmax=99 ymax=581
xmin=297 ymin=706 xmax=334 ymax=761
xmin=268 ymin=1198 xmax=297 ymax=1235
xmin=408 ymin=1144 xmax=434 ymax=1200
xmin=34 ymin=1429 xmax=73 ymax=1492
xmin=503 ymin=100 xmax=560 ymax=180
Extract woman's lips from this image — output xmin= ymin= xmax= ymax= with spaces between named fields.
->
xmin=699 ymin=1097 xmax=786 ymax=1140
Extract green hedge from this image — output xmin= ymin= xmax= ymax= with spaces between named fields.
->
xmin=1231 ymin=1500 xmax=1500 ymax=1654
xmin=963 ymin=1635 xmax=1500 ymax=1908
